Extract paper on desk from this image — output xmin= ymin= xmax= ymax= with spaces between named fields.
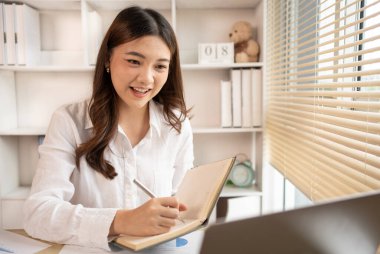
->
xmin=60 ymin=243 xmax=183 ymax=254
xmin=60 ymin=229 xmax=205 ymax=254
xmin=0 ymin=229 xmax=51 ymax=254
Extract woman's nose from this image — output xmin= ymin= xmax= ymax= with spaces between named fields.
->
xmin=137 ymin=66 xmax=154 ymax=85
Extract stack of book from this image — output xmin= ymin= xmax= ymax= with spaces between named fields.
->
xmin=0 ymin=2 xmax=41 ymax=66
xmin=220 ymin=68 xmax=262 ymax=128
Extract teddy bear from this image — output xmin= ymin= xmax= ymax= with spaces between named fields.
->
xmin=229 ymin=21 xmax=260 ymax=63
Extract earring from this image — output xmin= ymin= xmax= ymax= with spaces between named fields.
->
xmin=106 ymin=67 xmax=110 ymax=73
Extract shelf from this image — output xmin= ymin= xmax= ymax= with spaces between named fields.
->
xmin=193 ymin=127 xmax=262 ymax=134
xmin=0 ymin=66 xmax=93 ymax=72
xmin=221 ymin=184 xmax=262 ymax=198
xmin=176 ymin=0 xmax=261 ymax=9
xmin=182 ymin=62 xmax=263 ymax=70
xmin=19 ymin=0 xmax=262 ymax=11
xmin=86 ymin=0 xmax=172 ymax=11
xmin=1 ymin=187 xmax=31 ymax=229
xmin=0 ymin=128 xmax=46 ymax=136
xmin=2 ymin=187 xmax=30 ymax=200
xmin=20 ymin=0 xmax=81 ymax=11
xmin=0 ymin=62 xmax=263 ymax=72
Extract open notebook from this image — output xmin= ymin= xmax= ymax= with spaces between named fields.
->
xmin=113 ymin=157 xmax=236 ymax=251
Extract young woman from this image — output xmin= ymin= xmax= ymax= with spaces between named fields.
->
xmin=23 ymin=6 xmax=193 ymax=250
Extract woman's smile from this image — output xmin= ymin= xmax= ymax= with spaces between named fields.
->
xmin=130 ymin=86 xmax=152 ymax=98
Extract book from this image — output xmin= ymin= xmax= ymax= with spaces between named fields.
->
xmin=3 ymin=3 xmax=16 ymax=65
xmin=220 ymin=80 xmax=232 ymax=127
xmin=114 ymin=157 xmax=236 ymax=251
xmin=15 ymin=3 xmax=41 ymax=65
xmin=241 ymin=69 xmax=252 ymax=127
xmin=251 ymin=69 xmax=262 ymax=126
xmin=0 ymin=3 xmax=5 ymax=65
xmin=231 ymin=69 xmax=242 ymax=127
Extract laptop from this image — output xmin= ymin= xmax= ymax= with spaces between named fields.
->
xmin=200 ymin=191 xmax=380 ymax=254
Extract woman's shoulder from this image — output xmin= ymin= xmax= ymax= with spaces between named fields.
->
xmin=53 ymin=99 xmax=91 ymax=129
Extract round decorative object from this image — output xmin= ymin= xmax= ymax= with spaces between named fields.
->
xmin=229 ymin=156 xmax=255 ymax=187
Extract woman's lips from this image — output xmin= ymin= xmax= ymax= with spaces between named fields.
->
xmin=130 ymin=87 xmax=151 ymax=98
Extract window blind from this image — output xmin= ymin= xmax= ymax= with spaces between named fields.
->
xmin=266 ymin=0 xmax=380 ymax=201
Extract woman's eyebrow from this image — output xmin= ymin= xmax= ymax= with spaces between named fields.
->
xmin=125 ymin=51 xmax=145 ymax=58
xmin=125 ymin=51 xmax=170 ymax=62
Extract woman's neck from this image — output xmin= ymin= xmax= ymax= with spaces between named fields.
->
xmin=118 ymin=103 xmax=150 ymax=147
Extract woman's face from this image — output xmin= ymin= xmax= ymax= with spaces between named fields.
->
xmin=109 ymin=35 xmax=171 ymax=111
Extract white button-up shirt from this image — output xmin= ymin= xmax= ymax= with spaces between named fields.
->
xmin=23 ymin=100 xmax=194 ymax=250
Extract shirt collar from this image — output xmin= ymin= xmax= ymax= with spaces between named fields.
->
xmin=149 ymin=100 xmax=162 ymax=138
xmin=84 ymin=100 xmax=93 ymax=130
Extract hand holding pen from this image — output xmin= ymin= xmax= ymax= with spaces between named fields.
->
xmin=109 ymin=179 xmax=187 ymax=237
xmin=133 ymin=179 xmax=186 ymax=223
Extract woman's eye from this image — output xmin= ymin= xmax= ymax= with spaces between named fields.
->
xmin=156 ymin=64 xmax=168 ymax=71
xmin=127 ymin=59 xmax=140 ymax=65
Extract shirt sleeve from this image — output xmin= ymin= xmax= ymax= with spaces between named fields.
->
xmin=23 ymin=108 xmax=117 ymax=250
xmin=172 ymin=118 xmax=194 ymax=193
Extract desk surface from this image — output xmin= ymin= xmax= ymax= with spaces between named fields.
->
xmin=4 ymin=228 xmax=380 ymax=254
xmin=7 ymin=229 xmax=205 ymax=254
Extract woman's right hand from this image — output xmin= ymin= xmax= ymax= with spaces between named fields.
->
xmin=109 ymin=196 xmax=187 ymax=236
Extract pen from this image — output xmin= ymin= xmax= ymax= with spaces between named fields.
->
xmin=133 ymin=178 xmax=157 ymax=198
xmin=0 ymin=246 xmax=14 ymax=253
xmin=133 ymin=178 xmax=185 ymax=223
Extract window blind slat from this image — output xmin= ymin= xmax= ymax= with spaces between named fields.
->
xmin=270 ymin=44 xmax=380 ymax=73
xmin=271 ymin=57 xmax=380 ymax=79
xmin=268 ymin=103 xmax=380 ymax=134
xmin=269 ymin=90 xmax=380 ymax=98
xmin=268 ymin=127 xmax=379 ymax=191
xmin=270 ymin=13 xmax=380 ymax=61
xmin=269 ymin=96 xmax=380 ymax=111
xmin=270 ymin=33 xmax=380 ymax=69
xmin=266 ymin=0 xmax=380 ymax=201
xmin=269 ymin=80 xmax=380 ymax=89
xmin=267 ymin=120 xmax=380 ymax=173
xmin=267 ymin=112 xmax=380 ymax=150
xmin=268 ymin=115 xmax=380 ymax=175
xmin=267 ymin=110 xmax=380 ymax=157
xmin=270 ymin=69 xmax=380 ymax=84
xmin=270 ymin=147 xmax=360 ymax=197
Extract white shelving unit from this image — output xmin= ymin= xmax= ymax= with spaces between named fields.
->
xmin=0 ymin=0 xmax=265 ymax=228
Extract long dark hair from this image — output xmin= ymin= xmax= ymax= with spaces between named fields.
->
xmin=75 ymin=6 xmax=188 ymax=179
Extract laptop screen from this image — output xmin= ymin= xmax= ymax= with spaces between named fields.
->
xmin=200 ymin=191 xmax=380 ymax=254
